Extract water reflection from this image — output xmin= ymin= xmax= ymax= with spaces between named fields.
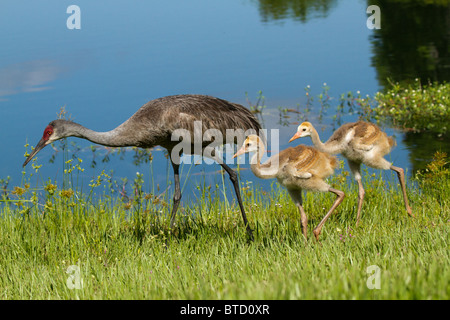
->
xmin=254 ymin=0 xmax=450 ymax=85
xmin=0 ymin=60 xmax=62 ymax=100
xmin=369 ymin=0 xmax=450 ymax=86
xmin=255 ymin=0 xmax=338 ymax=23
xmin=403 ymin=131 xmax=450 ymax=172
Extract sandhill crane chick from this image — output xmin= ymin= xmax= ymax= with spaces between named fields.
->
xmin=234 ymin=135 xmax=345 ymax=241
xmin=289 ymin=121 xmax=413 ymax=225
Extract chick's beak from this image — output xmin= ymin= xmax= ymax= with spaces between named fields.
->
xmin=233 ymin=146 xmax=247 ymax=159
xmin=23 ymin=138 xmax=47 ymax=167
xmin=289 ymin=131 xmax=302 ymax=143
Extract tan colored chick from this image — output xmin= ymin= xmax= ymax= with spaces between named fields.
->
xmin=289 ymin=121 xmax=413 ymax=225
xmin=233 ymin=135 xmax=345 ymax=241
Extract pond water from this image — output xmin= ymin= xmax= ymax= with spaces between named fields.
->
xmin=1 ymin=0 xmax=449 ymax=202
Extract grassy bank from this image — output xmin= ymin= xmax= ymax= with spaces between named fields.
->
xmin=0 ymin=154 xmax=448 ymax=300
xmin=336 ymin=79 xmax=450 ymax=136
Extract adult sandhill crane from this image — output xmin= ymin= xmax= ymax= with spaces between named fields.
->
xmin=233 ymin=135 xmax=345 ymax=241
xmin=289 ymin=121 xmax=413 ymax=226
xmin=23 ymin=94 xmax=264 ymax=240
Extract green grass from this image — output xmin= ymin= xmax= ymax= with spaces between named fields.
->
xmin=0 ymin=155 xmax=448 ymax=300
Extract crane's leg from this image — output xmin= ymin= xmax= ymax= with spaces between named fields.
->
xmin=355 ymin=178 xmax=365 ymax=226
xmin=288 ymin=189 xmax=308 ymax=241
xmin=298 ymin=204 xmax=308 ymax=241
xmin=219 ymin=162 xmax=254 ymax=241
xmin=390 ymin=165 xmax=414 ymax=218
xmin=348 ymin=160 xmax=365 ymax=226
xmin=169 ymin=161 xmax=182 ymax=229
xmin=313 ymin=188 xmax=345 ymax=241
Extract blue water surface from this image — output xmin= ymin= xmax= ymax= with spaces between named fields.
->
xmin=1 ymin=0 xmax=438 ymax=202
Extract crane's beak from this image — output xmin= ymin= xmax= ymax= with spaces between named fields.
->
xmin=233 ymin=146 xmax=247 ymax=159
xmin=288 ymin=131 xmax=302 ymax=143
xmin=23 ymin=138 xmax=47 ymax=167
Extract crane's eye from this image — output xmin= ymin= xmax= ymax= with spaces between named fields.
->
xmin=42 ymin=125 xmax=54 ymax=140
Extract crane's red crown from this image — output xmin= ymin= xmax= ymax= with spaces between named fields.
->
xmin=43 ymin=125 xmax=54 ymax=140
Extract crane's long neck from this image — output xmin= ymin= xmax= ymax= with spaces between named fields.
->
xmin=309 ymin=126 xmax=328 ymax=153
xmin=66 ymin=122 xmax=134 ymax=147
xmin=309 ymin=126 xmax=344 ymax=155
xmin=249 ymin=143 xmax=279 ymax=179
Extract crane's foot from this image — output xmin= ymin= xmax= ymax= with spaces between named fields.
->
xmin=313 ymin=227 xmax=321 ymax=242
xmin=406 ymin=206 xmax=414 ymax=218
xmin=246 ymin=227 xmax=254 ymax=242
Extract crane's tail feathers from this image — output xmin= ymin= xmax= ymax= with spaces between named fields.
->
xmin=230 ymin=102 xmax=266 ymax=145
xmin=388 ymin=136 xmax=396 ymax=148
xmin=328 ymin=154 xmax=339 ymax=170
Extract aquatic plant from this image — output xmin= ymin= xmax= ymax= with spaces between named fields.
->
xmin=372 ymin=79 xmax=450 ymax=135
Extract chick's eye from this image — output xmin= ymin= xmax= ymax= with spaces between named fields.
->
xmin=302 ymin=128 xmax=307 ymax=132
xmin=245 ymin=143 xmax=250 ymax=147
